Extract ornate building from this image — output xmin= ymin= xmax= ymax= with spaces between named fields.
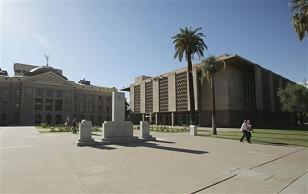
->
xmin=124 ymin=54 xmax=297 ymax=127
xmin=0 ymin=63 xmax=114 ymax=126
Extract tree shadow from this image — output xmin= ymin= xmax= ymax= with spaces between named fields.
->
xmin=114 ymin=141 xmax=208 ymax=155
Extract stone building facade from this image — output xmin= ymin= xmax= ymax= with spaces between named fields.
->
xmin=0 ymin=63 xmax=114 ymax=126
xmin=125 ymin=54 xmax=296 ymax=127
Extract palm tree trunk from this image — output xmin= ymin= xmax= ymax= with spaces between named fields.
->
xmin=187 ymin=54 xmax=195 ymax=125
xmin=211 ymin=76 xmax=217 ymax=135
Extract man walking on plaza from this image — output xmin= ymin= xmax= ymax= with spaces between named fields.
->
xmin=240 ymin=120 xmax=251 ymax=143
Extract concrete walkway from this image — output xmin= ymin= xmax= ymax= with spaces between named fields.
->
xmin=0 ymin=126 xmax=307 ymax=193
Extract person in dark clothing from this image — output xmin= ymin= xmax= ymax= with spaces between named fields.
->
xmin=240 ymin=120 xmax=251 ymax=143
xmin=71 ymin=118 xmax=77 ymax=134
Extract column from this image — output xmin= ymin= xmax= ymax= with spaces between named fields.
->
xmin=171 ymin=112 xmax=175 ymax=126
xmin=155 ymin=113 xmax=158 ymax=125
xmin=168 ymin=73 xmax=176 ymax=112
xmin=149 ymin=113 xmax=152 ymax=124
xmin=254 ymin=67 xmax=263 ymax=111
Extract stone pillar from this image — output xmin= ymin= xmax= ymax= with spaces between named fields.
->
xmin=139 ymin=121 xmax=156 ymax=140
xmin=142 ymin=113 xmax=145 ymax=121
xmin=171 ymin=112 xmax=175 ymax=126
xmin=268 ymin=73 xmax=275 ymax=111
xmin=149 ymin=113 xmax=152 ymax=124
xmin=153 ymin=79 xmax=159 ymax=113
xmin=255 ymin=66 xmax=263 ymax=111
xmin=77 ymin=120 xmax=96 ymax=146
xmin=130 ymin=84 xmax=135 ymax=112
xmin=140 ymin=82 xmax=146 ymax=114
xmin=112 ymin=92 xmax=125 ymax=122
xmin=168 ymin=73 xmax=176 ymax=112
xmin=155 ymin=113 xmax=158 ymax=125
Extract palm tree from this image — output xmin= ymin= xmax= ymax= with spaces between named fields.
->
xmin=172 ymin=27 xmax=207 ymax=125
xmin=290 ymin=0 xmax=308 ymax=41
xmin=199 ymin=55 xmax=223 ymax=135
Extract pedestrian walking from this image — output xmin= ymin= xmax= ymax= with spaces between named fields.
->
xmin=64 ymin=116 xmax=70 ymax=131
xmin=240 ymin=120 xmax=251 ymax=143
xmin=71 ymin=118 xmax=77 ymax=134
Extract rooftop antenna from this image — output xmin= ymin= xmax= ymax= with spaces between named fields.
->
xmin=44 ymin=54 xmax=50 ymax=66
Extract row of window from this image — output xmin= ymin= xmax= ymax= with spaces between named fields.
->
xmin=0 ymin=89 xmax=20 ymax=96
xmin=34 ymin=98 xmax=63 ymax=111
xmin=73 ymin=93 xmax=111 ymax=102
xmin=75 ymin=104 xmax=110 ymax=113
xmin=34 ymin=114 xmax=110 ymax=125
xmin=35 ymin=88 xmax=63 ymax=98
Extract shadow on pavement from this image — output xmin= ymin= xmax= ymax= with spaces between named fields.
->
xmin=86 ymin=144 xmax=116 ymax=150
xmin=154 ymin=139 xmax=175 ymax=144
xmin=114 ymin=141 xmax=208 ymax=155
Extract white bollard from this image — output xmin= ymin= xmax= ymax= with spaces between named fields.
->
xmin=190 ymin=125 xmax=197 ymax=136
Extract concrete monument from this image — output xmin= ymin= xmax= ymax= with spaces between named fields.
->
xmin=102 ymin=92 xmax=138 ymax=143
xmin=139 ymin=121 xmax=156 ymax=140
xmin=77 ymin=120 xmax=97 ymax=146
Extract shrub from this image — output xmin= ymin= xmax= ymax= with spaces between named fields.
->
xmin=92 ymin=126 xmax=101 ymax=132
xmin=49 ymin=126 xmax=55 ymax=132
xmin=40 ymin=123 xmax=48 ymax=128
xmin=58 ymin=127 xmax=64 ymax=132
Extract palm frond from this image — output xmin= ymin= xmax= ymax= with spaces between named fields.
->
xmin=172 ymin=27 xmax=208 ymax=63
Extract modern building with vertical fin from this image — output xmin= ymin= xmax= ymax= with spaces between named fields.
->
xmin=123 ymin=54 xmax=296 ymax=127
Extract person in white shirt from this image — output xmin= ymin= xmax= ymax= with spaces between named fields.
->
xmin=240 ymin=120 xmax=251 ymax=143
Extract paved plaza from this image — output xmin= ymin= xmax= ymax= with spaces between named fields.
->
xmin=0 ymin=126 xmax=307 ymax=193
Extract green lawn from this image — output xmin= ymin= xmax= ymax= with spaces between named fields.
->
xmin=206 ymin=129 xmax=308 ymax=147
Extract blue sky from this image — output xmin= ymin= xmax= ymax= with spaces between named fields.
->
xmin=0 ymin=0 xmax=307 ymax=89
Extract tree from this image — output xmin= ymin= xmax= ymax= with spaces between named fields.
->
xmin=199 ymin=55 xmax=224 ymax=135
xmin=277 ymin=83 xmax=308 ymax=125
xmin=172 ymin=27 xmax=207 ymax=125
xmin=290 ymin=0 xmax=308 ymax=41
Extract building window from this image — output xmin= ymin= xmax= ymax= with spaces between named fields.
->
xmin=45 ymin=99 xmax=53 ymax=110
xmin=98 ymin=96 xmax=102 ymax=101
xmin=35 ymin=114 xmax=41 ymax=124
xmin=80 ymin=104 xmax=84 ymax=112
xmin=99 ymin=106 xmax=102 ymax=113
xmin=244 ymin=79 xmax=256 ymax=105
xmin=2 ymin=101 xmax=8 ymax=111
xmin=35 ymin=88 xmax=43 ymax=97
xmin=55 ymin=115 xmax=62 ymax=124
xmin=1 ymin=113 xmax=7 ymax=121
xmin=106 ymin=115 xmax=110 ymax=121
xmin=45 ymin=114 xmax=52 ymax=125
xmin=46 ymin=89 xmax=54 ymax=97
xmin=55 ymin=100 xmax=63 ymax=111
xmin=34 ymin=98 xmax=43 ymax=110
xmin=4 ymin=89 xmax=9 ymax=95
xmin=90 ymin=115 xmax=94 ymax=123
xmin=56 ymin=90 xmax=63 ymax=98
xmin=80 ymin=95 xmax=85 ymax=101
xmin=14 ymin=112 xmax=20 ymax=123
xmin=16 ymin=89 xmax=20 ymax=96
xmin=99 ymin=116 xmax=102 ymax=121
xmin=74 ymin=93 xmax=77 ymax=101
xmin=106 ymin=106 xmax=110 ymax=113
